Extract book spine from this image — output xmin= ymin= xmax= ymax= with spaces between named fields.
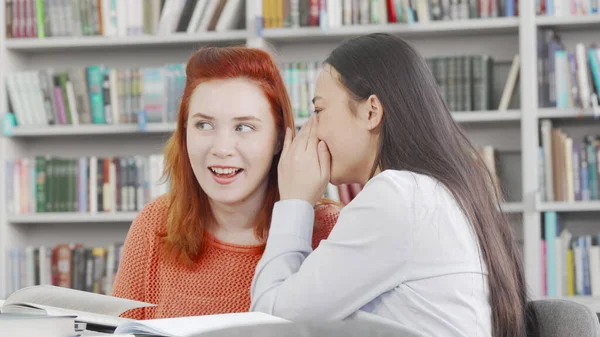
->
xmin=87 ymin=65 xmax=106 ymax=124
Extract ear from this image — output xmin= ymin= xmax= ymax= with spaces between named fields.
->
xmin=365 ymin=94 xmax=384 ymax=131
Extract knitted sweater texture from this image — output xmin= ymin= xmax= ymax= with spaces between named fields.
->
xmin=111 ymin=196 xmax=339 ymax=319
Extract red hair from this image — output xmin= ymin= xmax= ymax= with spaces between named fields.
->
xmin=160 ymin=46 xmax=296 ymax=265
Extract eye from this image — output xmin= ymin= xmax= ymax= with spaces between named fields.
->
xmin=195 ymin=121 xmax=213 ymax=130
xmin=236 ymin=124 xmax=254 ymax=132
xmin=312 ymin=109 xmax=322 ymax=115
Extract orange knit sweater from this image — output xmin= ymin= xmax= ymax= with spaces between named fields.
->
xmin=111 ymin=196 xmax=340 ymax=320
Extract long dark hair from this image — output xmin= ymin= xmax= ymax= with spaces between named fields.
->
xmin=325 ymin=33 xmax=529 ymax=337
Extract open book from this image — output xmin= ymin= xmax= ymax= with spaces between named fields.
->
xmin=0 ymin=285 xmax=153 ymax=330
xmin=1 ymin=285 xmax=288 ymax=337
xmin=113 ymin=312 xmax=289 ymax=337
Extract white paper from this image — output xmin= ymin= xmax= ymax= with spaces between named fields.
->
xmin=114 ymin=312 xmax=289 ymax=337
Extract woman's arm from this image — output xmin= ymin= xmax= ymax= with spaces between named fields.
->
xmin=250 ymin=172 xmax=414 ymax=321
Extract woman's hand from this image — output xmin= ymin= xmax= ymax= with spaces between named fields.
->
xmin=278 ymin=115 xmax=331 ymax=206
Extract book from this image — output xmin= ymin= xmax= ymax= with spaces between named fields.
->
xmin=0 ymin=285 xmax=153 ymax=330
xmin=1 ymin=285 xmax=288 ymax=337
xmin=0 ymin=313 xmax=79 ymax=337
xmin=113 ymin=312 xmax=289 ymax=337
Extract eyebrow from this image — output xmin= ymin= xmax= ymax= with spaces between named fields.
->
xmin=191 ymin=113 xmax=261 ymax=122
xmin=312 ymin=96 xmax=323 ymax=104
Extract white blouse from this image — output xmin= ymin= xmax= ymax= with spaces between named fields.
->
xmin=250 ymin=169 xmax=492 ymax=337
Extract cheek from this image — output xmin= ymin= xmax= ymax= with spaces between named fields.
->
xmin=317 ymin=116 xmax=344 ymax=152
xmin=316 ymin=118 xmax=330 ymax=144
xmin=186 ymin=135 xmax=209 ymax=164
xmin=240 ymin=136 xmax=276 ymax=167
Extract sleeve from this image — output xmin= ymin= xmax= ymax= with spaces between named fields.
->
xmin=111 ymin=209 xmax=153 ymax=320
xmin=250 ymin=172 xmax=416 ymax=321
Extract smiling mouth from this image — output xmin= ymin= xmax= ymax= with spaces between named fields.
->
xmin=209 ymin=167 xmax=243 ymax=179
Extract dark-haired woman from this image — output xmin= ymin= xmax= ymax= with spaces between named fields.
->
xmin=250 ymin=33 xmax=529 ymax=337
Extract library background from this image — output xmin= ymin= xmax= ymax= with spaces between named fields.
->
xmin=0 ymin=0 xmax=599 ymax=310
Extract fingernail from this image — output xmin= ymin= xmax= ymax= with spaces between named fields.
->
xmin=319 ymin=141 xmax=327 ymax=150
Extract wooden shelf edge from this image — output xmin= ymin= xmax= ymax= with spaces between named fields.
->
xmin=500 ymin=202 xmax=524 ymax=213
xmin=9 ymin=123 xmax=177 ymax=136
xmin=536 ymin=14 xmax=600 ymax=27
xmin=7 ymin=212 xmax=138 ymax=224
xmin=538 ymin=108 xmax=599 ymax=120
xmin=452 ymin=110 xmax=521 ymax=122
xmin=537 ymin=201 xmax=600 ymax=212
xmin=5 ymin=30 xmax=248 ymax=52
xmin=262 ymin=17 xmax=519 ymax=40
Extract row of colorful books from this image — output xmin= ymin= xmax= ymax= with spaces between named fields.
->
xmin=6 ymin=242 xmax=123 ymax=297
xmin=6 ymin=0 xmax=245 ymax=39
xmin=539 ymin=120 xmax=600 ymax=202
xmin=539 ymin=29 xmax=600 ymax=110
xmin=538 ymin=0 xmax=600 ymax=16
xmin=5 ymin=64 xmax=186 ymax=127
xmin=263 ymin=0 xmax=520 ymax=30
xmin=542 ymin=211 xmax=600 ymax=297
xmin=6 ymin=154 xmax=168 ymax=215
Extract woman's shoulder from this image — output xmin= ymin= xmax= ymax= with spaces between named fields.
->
xmin=361 ymin=170 xmax=449 ymax=207
xmin=130 ymin=194 xmax=170 ymax=237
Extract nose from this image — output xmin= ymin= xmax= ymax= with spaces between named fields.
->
xmin=211 ymin=129 xmax=236 ymax=159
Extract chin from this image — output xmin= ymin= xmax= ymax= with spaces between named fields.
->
xmin=329 ymin=170 xmax=348 ymax=186
xmin=205 ymin=191 xmax=245 ymax=206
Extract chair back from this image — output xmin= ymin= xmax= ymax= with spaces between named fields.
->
xmin=527 ymin=299 xmax=600 ymax=337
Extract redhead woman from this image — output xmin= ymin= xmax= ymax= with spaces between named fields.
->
xmin=111 ymin=46 xmax=340 ymax=319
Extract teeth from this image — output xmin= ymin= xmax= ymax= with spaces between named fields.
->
xmin=210 ymin=167 xmax=239 ymax=175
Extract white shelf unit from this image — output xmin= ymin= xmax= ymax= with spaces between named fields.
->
xmin=525 ymin=13 xmax=600 ymax=302
xmin=1 ymin=1 xmax=598 ymax=301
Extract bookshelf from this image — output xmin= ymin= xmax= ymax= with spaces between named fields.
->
xmin=530 ymin=3 xmax=600 ymax=301
xmin=1 ymin=0 xmax=596 ymax=304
